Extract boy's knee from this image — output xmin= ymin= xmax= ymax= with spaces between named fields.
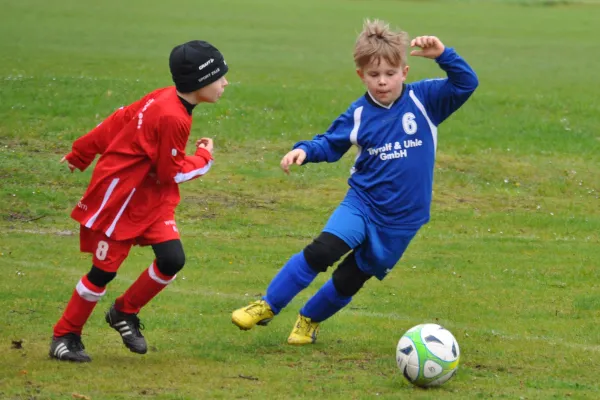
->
xmin=152 ymin=240 xmax=186 ymax=276
xmin=303 ymin=232 xmax=351 ymax=273
xmin=332 ymin=252 xmax=372 ymax=297
xmin=87 ymin=265 xmax=117 ymax=287
xmin=157 ymin=253 xmax=185 ymax=276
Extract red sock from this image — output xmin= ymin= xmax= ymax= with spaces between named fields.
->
xmin=53 ymin=275 xmax=106 ymax=337
xmin=114 ymin=261 xmax=175 ymax=314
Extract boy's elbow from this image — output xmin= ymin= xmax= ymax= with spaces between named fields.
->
xmin=468 ymin=72 xmax=479 ymax=92
xmin=324 ymin=149 xmax=345 ymax=163
xmin=457 ymin=76 xmax=478 ymax=98
xmin=449 ymin=72 xmax=478 ymax=96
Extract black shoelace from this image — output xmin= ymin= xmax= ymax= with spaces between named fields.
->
xmin=126 ymin=314 xmax=145 ymax=335
xmin=63 ymin=333 xmax=85 ymax=351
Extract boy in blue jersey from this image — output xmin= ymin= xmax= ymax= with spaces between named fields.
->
xmin=232 ymin=19 xmax=478 ymax=344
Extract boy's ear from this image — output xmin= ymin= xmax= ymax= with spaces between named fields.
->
xmin=356 ymin=68 xmax=364 ymax=80
xmin=402 ymin=65 xmax=410 ymax=82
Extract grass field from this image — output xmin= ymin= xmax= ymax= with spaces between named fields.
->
xmin=1 ymin=0 xmax=600 ymax=399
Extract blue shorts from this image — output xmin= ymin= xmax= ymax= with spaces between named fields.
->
xmin=322 ymin=201 xmax=418 ymax=280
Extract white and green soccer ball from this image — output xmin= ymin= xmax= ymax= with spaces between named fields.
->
xmin=396 ymin=323 xmax=460 ymax=388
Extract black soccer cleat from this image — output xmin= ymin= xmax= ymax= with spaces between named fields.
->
xmin=105 ymin=304 xmax=148 ymax=354
xmin=49 ymin=333 xmax=92 ymax=363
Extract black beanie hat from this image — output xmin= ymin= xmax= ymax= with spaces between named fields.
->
xmin=169 ymin=40 xmax=228 ymax=93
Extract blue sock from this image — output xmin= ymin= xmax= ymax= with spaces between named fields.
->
xmin=263 ymin=252 xmax=318 ymax=314
xmin=301 ymin=279 xmax=352 ymax=323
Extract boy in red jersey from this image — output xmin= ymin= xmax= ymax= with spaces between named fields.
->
xmin=50 ymin=40 xmax=229 ymax=362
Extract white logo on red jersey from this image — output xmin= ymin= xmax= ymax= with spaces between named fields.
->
xmin=164 ymin=219 xmax=178 ymax=233
xmin=137 ymin=98 xmax=155 ymax=130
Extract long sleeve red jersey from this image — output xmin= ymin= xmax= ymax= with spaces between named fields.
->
xmin=65 ymin=87 xmax=212 ymax=241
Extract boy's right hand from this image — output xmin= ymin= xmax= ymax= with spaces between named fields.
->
xmin=280 ymin=149 xmax=306 ymax=175
xmin=196 ymin=137 xmax=214 ymax=154
xmin=60 ymin=156 xmax=76 ymax=173
xmin=410 ymin=36 xmax=445 ymax=59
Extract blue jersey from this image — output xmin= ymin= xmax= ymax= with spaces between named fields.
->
xmin=294 ymin=47 xmax=478 ymax=229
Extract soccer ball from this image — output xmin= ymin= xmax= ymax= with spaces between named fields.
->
xmin=396 ymin=323 xmax=460 ymax=388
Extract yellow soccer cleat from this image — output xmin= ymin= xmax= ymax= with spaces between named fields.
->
xmin=287 ymin=314 xmax=320 ymax=345
xmin=231 ymin=300 xmax=275 ymax=330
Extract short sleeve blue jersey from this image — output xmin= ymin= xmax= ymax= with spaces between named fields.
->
xmin=293 ymin=48 xmax=478 ymax=229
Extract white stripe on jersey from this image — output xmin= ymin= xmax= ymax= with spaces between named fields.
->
xmin=85 ymin=178 xmax=119 ymax=229
xmin=349 ymin=106 xmax=363 ymax=175
xmin=349 ymin=106 xmax=363 ymax=146
xmin=105 ymin=188 xmax=136 ymax=238
xmin=174 ymin=160 xmax=213 ymax=184
xmin=409 ymin=90 xmax=438 ymax=152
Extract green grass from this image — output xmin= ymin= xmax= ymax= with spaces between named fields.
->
xmin=1 ymin=0 xmax=599 ymax=399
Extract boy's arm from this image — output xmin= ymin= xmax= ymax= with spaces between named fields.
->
xmin=155 ymin=116 xmax=213 ymax=184
xmin=64 ymin=100 xmax=142 ymax=171
xmin=173 ymin=149 xmax=213 ymax=184
xmin=291 ymin=110 xmax=356 ymax=163
xmin=411 ymin=36 xmax=479 ymax=125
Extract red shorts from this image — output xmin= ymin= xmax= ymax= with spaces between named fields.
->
xmin=79 ymin=217 xmax=180 ymax=272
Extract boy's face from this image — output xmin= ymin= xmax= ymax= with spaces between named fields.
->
xmin=357 ymin=58 xmax=408 ymax=106
xmin=194 ymin=76 xmax=229 ymax=103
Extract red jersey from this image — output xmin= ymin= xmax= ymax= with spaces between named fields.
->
xmin=65 ymin=87 xmax=212 ymax=241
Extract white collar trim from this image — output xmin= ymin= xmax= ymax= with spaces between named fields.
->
xmin=367 ymin=91 xmax=394 ymax=109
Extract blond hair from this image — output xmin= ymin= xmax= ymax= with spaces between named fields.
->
xmin=353 ymin=19 xmax=409 ymax=69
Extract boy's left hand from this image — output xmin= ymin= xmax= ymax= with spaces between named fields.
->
xmin=410 ymin=36 xmax=445 ymax=59
xmin=60 ymin=156 xmax=76 ymax=173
